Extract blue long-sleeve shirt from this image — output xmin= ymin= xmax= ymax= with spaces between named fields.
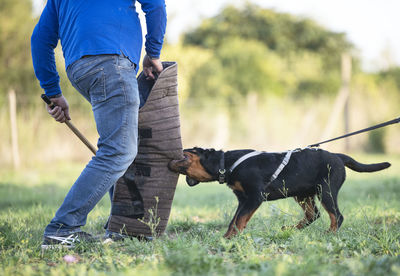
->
xmin=31 ymin=0 xmax=167 ymax=96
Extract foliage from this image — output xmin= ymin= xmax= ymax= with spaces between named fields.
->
xmin=162 ymin=43 xmax=214 ymax=103
xmin=177 ymin=3 xmax=354 ymax=103
xmin=365 ymin=129 xmax=386 ymax=153
xmin=184 ymin=4 xmax=352 ymax=67
xmin=0 ymin=0 xmax=37 ymax=106
xmin=379 ymin=67 xmax=400 ymax=91
xmin=183 ymin=4 xmax=353 ymax=57
xmin=185 ymin=38 xmax=286 ymax=104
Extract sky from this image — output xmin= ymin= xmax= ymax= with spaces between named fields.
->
xmin=33 ymin=0 xmax=400 ymax=71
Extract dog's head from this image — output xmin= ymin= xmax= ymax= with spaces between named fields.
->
xmin=168 ymin=147 xmax=223 ymax=186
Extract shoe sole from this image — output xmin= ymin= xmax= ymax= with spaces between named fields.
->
xmin=41 ymin=244 xmax=75 ymax=250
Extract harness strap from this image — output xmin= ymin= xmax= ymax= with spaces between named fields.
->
xmin=218 ymin=152 xmax=226 ymax=184
xmin=267 ymin=150 xmax=293 ymax=185
xmin=225 ymin=149 xmax=297 ymax=185
xmin=229 ymin=151 xmax=263 ymax=173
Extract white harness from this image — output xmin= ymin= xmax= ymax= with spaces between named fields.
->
xmin=228 ymin=149 xmax=298 ymax=185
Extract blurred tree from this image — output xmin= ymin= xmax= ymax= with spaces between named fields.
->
xmin=162 ymin=43 xmax=215 ymax=103
xmin=183 ymin=3 xmax=353 ymax=69
xmin=0 ymin=0 xmax=37 ymax=106
xmin=187 ymin=38 xmax=286 ymax=103
xmin=181 ymin=3 xmax=353 ymax=101
xmin=379 ymin=67 xmax=400 ymax=90
xmin=216 ymin=38 xmax=284 ymax=97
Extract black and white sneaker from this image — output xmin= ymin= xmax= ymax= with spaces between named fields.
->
xmin=41 ymin=231 xmax=97 ymax=250
xmin=102 ymin=231 xmax=130 ymax=244
xmin=102 ymin=231 xmax=153 ymax=244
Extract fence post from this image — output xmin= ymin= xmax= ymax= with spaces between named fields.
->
xmin=8 ymin=89 xmax=20 ymax=168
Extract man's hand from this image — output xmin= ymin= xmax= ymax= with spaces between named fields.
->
xmin=46 ymin=95 xmax=71 ymax=123
xmin=143 ymin=54 xmax=163 ymax=80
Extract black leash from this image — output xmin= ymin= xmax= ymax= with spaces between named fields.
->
xmin=308 ymin=116 xmax=400 ymax=148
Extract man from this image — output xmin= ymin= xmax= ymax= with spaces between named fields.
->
xmin=31 ymin=0 xmax=167 ymax=249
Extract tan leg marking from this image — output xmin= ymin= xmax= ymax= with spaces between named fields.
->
xmin=322 ymin=203 xmax=338 ymax=232
xmin=296 ymin=197 xmax=317 ymax=229
xmin=282 ymin=197 xmax=318 ymax=230
xmin=224 ymin=212 xmax=240 ymax=239
xmin=225 ymin=207 xmax=260 ymax=238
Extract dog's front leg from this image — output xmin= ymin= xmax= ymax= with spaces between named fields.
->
xmin=224 ymin=191 xmax=246 ymax=239
xmin=226 ymin=196 xmax=263 ymax=238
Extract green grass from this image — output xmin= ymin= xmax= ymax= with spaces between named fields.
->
xmin=1 ymin=155 xmax=400 ymax=276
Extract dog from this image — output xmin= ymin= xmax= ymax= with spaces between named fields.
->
xmin=168 ymin=147 xmax=390 ymax=238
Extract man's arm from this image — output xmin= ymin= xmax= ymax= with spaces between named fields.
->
xmin=138 ymin=0 xmax=167 ymax=79
xmin=31 ymin=0 xmax=61 ymax=97
xmin=138 ymin=0 xmax=167 ymax=59
xmin=31 ymin=0 xmax=70 ymax=122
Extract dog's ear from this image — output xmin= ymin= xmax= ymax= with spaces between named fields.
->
xmin=186 ymin=176 xmax=200 ymax=186
xmin=194 ymin=147 xmax=206 ymax=154
xmin=201 ymin=148 xmax=217 ymax=159
xmin=184 ymin=147 xmax=217 ymax=158
xmin=184 ymin=147 xmax=202 ymax=155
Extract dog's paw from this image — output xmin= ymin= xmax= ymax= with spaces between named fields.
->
xmin=324 ymin=228 xmax=338 ymax=234
xmin=281 ymin=225 xmax=296 ymax=231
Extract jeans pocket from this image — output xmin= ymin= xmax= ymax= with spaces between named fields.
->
xmin=118 ymin=56 xmax=136 ymax=71
xmin=75 ymin=67 xmax=106 ymax=104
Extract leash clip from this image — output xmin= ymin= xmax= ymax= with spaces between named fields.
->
xmin=218 ymin=169 xmax=226 ymax=184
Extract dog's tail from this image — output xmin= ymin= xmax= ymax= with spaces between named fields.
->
xmin=336 ymin=153 xmax=391 ymax=172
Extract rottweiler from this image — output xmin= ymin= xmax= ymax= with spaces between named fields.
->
xmin=168 ymin=147 xmax=390 ymax=238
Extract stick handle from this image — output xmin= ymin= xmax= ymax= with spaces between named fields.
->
xmin=65 ymin=120 xmax=97 ymax=155
xmin=41 ymin=94 xmax=56 ymax=109
xmin=41 ymin=94 xmax=97 ymax=155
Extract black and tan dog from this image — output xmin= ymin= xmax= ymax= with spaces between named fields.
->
xmin=168 ymin=147 xmax=390 ymax=238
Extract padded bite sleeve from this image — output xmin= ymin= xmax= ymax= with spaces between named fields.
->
xmin=108 ymin=62 xmax=184 ymax=236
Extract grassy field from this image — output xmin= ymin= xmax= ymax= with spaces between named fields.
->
xmin=0 ymin=154 xmax=400 ymax=276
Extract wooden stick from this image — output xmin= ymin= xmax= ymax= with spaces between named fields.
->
xmin=41 ymin=94 xmax=97 ymax=155
xmin=64 ymin=120 xmax=97 ymax=155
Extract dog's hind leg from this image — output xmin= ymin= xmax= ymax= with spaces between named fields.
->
xmin=295 ymin=196 xmax=320 ymax=229
xmin=282 ymin=196 xmax=320 ymax=230
xmin=319 ymin=184 xmax=344 ymax=232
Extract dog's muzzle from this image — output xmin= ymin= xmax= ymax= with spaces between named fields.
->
xmin=168 ymin=156 xmax=201 ymax=186
xmin=168 ymin=156 xmax=189 ymax=174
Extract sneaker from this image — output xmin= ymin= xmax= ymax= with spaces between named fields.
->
xmin=136 ymin=235 xmax=153 ymax=242
xmin=41 ymin=231 xmax=97 ymax=250
xmin=102 ymin=231 xmax=153 ymax=244
xmin=102 ymin=231 xmax=129 ymax=244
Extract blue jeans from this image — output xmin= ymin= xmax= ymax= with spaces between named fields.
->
xmin=44 ymin=55 xmax=139 ymax=236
